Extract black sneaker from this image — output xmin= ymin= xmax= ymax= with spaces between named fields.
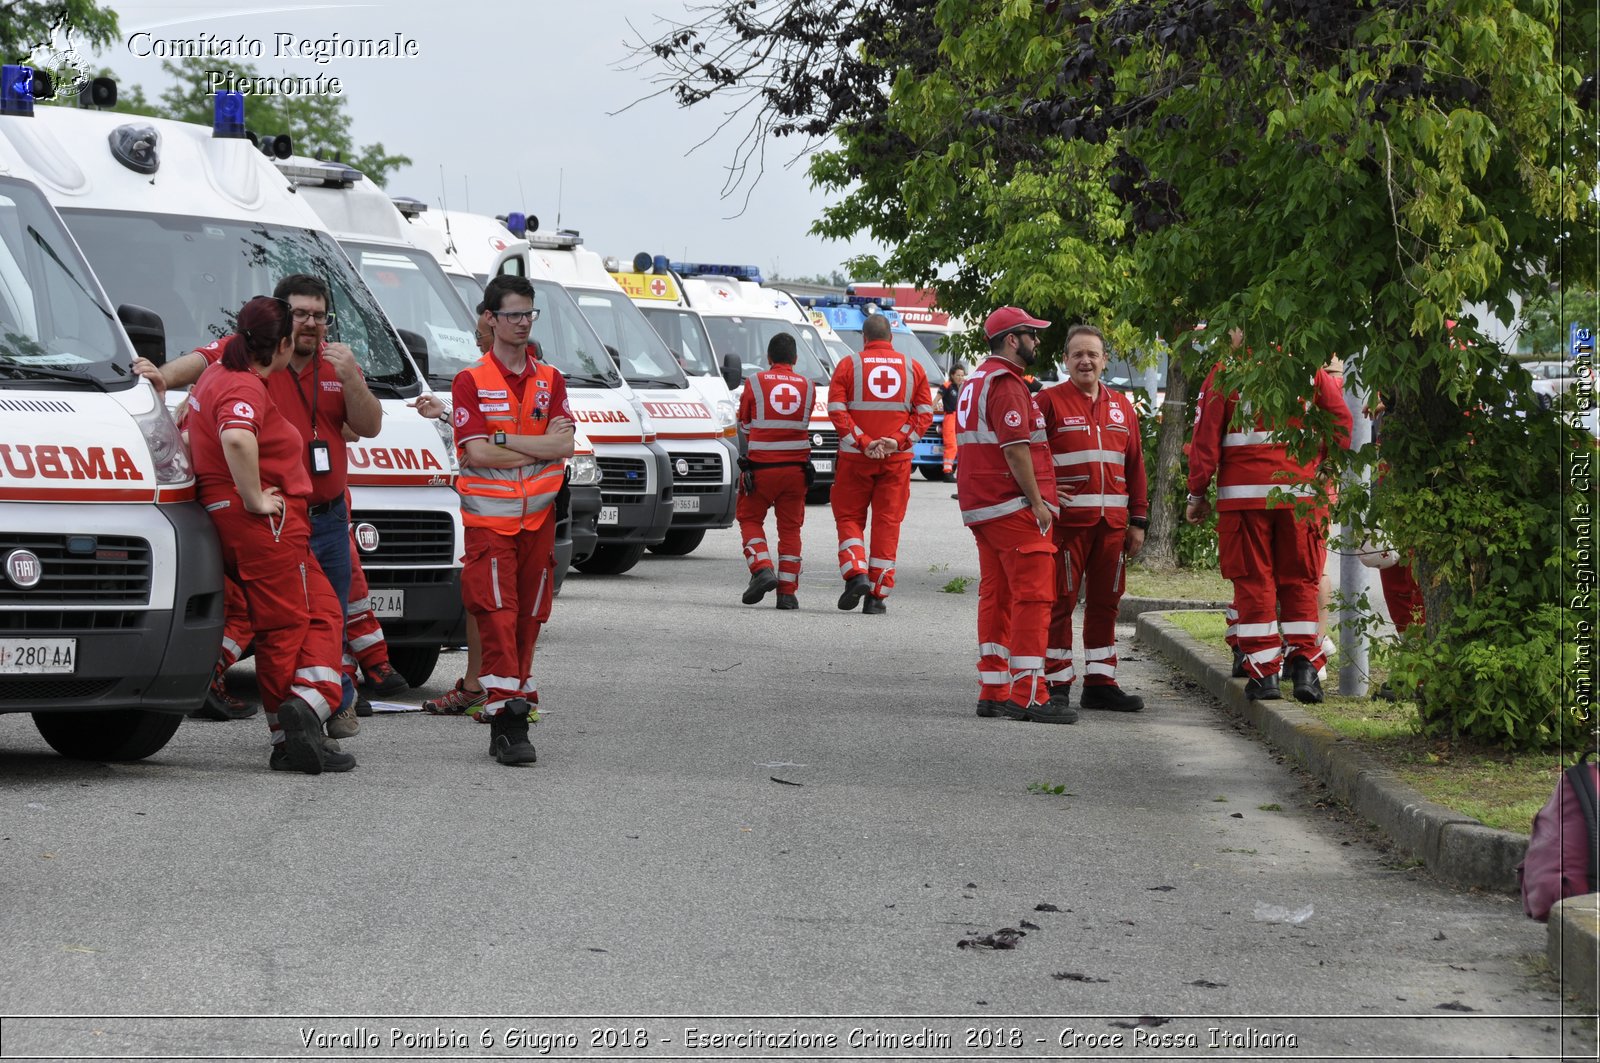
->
xmin=975 ymin=699 xmax=1004 ymax=718
xmin=862 ymin=596 xmax=887 ymax=615
xmin=275 ymin=696 xmax=327 ymax=774
xmin=742 ymin=567 xmax=779 ymax=605
xmin=1245 ymin=674 xmax=1282 ymax=701
xmin=489 ymin=700 xmax=538 ymax=766
xmin=1027 ymin=699 xmax=1078 ymax=724
xmin=354 ymin=693 xmax=373 ymax=718
xmin=837 ymin=574 xmax=870 ymax=611
xmin=363 ymin=661 xmax=409 ymax=695
xmin=271 ymin=743 xmax=356 ymax=773
xmin=1079 ymin=684 xmax=1144 ymax=712
xmin=1288 ymin=655 xmax=1324 ymax=704
xmin=775 ymin=593 xmax=799 ymax=610
xmin=1231 ymin=647 xmax=1247 ymax=678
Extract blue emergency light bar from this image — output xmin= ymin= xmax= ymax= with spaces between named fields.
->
xmin=505 ymin=212 xmax=528 ymax=237
xmin=669 ymin=262 xmax=763 ymax=282
xmin=213 ymin=91 xmax=245 ymax=138
xmin=799 ymin=294 xmax=895 ymax=310
xmin=1 ymin=65 xmax=35 ymax=118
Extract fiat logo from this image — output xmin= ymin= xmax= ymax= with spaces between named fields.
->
xmin=812 ymin=433 xmax=824 ymax=446
xmin=4 ymin=549 xmax=40 ymax=589
xmin=675 ymin=458 xmax=690 ymax=477
xmin=354 ymin=523 xmax=381 ymax=553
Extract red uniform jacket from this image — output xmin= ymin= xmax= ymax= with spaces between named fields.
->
xmin=739 ymin=365 xmax=815 ymax=464
xmin=827 ymin=338 xmax=933 ymax=461
xmin=954 ymin=355 xmax=1056 ymax=526
xmin=1035 ymin=380 xmax=1147 ymax=528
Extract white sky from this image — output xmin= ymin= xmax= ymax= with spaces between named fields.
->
xmin=84 ymin=0 xmax=878 ymax=280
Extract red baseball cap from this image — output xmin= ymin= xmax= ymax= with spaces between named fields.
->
xmin=984 ymin=306 xmax=1051 ymax=340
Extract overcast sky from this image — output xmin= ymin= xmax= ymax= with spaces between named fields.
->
xmin=87 ymin=0 xmax=879 ymax=280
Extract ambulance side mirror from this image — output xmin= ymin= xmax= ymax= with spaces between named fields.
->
xmin=396 ymin=328 xmax=429 ymax=381
xmin=117 ymin=303 xmax=166 ymax=366
xmin=720 ymin=351 xmax=743 ymax=390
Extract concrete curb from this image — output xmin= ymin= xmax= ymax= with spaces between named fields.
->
xmin=1135 ymin=610 xmax=1528 ymax=892
xmin=1549 ymin=895 xmax=1600 ymax=1006
xmin=1119 ymin=595 xmax=1231 ymax=623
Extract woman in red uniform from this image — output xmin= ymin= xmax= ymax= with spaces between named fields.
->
xmin=187 ymin=296 xmax=351 ymax=774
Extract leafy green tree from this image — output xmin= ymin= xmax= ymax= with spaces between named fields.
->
xmin=640 ymin=0 xmax=1598 ymax=748
xmin=105 ymin=57 xmax=410 ymax=186
xmin=0 ymin=1 xmax=118 ymax=94
xmin=1520 ymin=287 xmax=1600 ymax=357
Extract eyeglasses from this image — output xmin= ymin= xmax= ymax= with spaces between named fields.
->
xmin=1014 ymin=329 xmax=1039 ymax=340
xmin=492 ymin=308 xmax=540 ymax=323
xmin=290 ymin=308 xmax=334 ymax=325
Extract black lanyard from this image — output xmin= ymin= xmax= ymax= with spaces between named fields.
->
xmin=288 ymin=351 xmax=320 ymax=440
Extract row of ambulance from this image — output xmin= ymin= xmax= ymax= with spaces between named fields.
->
xmin=0 ymin=69 xmax=966 ymax=762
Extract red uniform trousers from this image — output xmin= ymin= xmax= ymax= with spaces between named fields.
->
xmin=1380 ymin=562 xmax=1425 ymax=634
xmin=343 ymin=537 xmax=389 ymax=675
xmin=832 ymin=454 xmax=911 ymax=598
xmin=1046 ymin=520 xmax=1127 ymax=691
xmin=973 ymin=510 xmax=1057 ymax=708
xmin=208 ymin=500 xmax=344 ymax=743
xmin=1219 ymin=508 xmax=1326 ymax=678
xmin=461 ymin=518 xmax=556 ymax=717
xmin=737 ymin=465 xmax=807 ymax=594
xmin=939 ymin=414 xmax=958 ymax=474
xmin=218 ymin=576 xmax=252 ymax=670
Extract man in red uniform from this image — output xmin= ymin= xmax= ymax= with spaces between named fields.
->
xmin=1035 ymin=325 xmax=1149 ymax=713
xmin=957 ymin=307 xmax=1066 ymax=723
xmin=1186 ymin=329 xmax=1352 ymax=703
xmin=828 ymin=313 xmax=934 ymax=613
xmin=451 ymin=275 xmax=574 ymax=766
xmin=737 ymin=332 xmax=815 ymax=609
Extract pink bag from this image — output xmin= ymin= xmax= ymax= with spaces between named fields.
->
xmin=1518 ymin=751 xmax=1599 ymax=922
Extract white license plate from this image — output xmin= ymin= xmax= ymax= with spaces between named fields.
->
xmin=813 ymin=459 xmax=833 ymax=473
xmin=599 ymin=506 xmax=620 ymax=525
xmin=368 ymin=590 xmax=404 ymax=618
xmin=0 ymin=637 xmax=75 ymax=674
xmin=673 ymin=496 xmax=700 ymax=513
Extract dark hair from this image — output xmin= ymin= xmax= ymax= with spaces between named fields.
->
xmin=862 ymin=313 xmax=893 ymax=342
xmin=1065 ymin=323 xmax=1106 ymax=350
xmin=483 ymin=274 xmax=536 ymax=313
xmin=767 ymin=332 xmax=797 ymax=364
xmin=222 ymin=296 xmax=292 ymax=370
xmin=273 ymin=273 xmax=330 ymax=305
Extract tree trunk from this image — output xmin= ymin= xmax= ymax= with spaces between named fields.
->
xmin=1141 ymin=353 xmax=1191 ymax=569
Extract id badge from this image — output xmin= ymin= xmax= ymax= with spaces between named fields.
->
xmin=309 ymin=439 xmax=332 ymax=475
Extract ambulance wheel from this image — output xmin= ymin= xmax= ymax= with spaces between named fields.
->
xmin=649 ymin=529 xmax=705 ymax=556
xmin=574 ymin=543 xmax=647 ymax=575
xmin=806 ymin=485 xmax=831 ymax=505
xmin=918 ymin=466 xmax=947 ymax=482
xmin=32 ymin=709 xmax=183 ymax=762
xmin=387 ymin=645 xmax=441 ymax=688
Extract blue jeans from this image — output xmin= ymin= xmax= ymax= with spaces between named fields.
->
xmin=309 ymin=497 xmax=356 ymax=714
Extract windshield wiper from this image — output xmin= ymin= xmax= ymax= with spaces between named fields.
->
xmin=365 ymin=378 xmax=410 ymax=398
xmin=0 ymin=362 xmax=109 ymax=392
xmin=564 ymin=372 xmax=620 ymax=387
xmin=626 ymin=376 xmax=686 ymax=388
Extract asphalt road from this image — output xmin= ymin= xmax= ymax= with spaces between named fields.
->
xmin=1 ymin=479 xmax=1592 ymax=1061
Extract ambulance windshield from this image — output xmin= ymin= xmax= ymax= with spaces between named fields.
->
xmin=572 ymin=289 xmax=690 ymax=390
xmin=638 ymin=307 xmax=717 ymax=378
xmin=342 ymin=242 xmax=479 ymax=389
xmin=833 ymin=328 xmax=944 ymax=383
xmin=527 ymin=280 xmax=623 ymax=389
xmin=0 ymin=179 xmax=128 ymax=382
xmin=60 ymin=210 xmax=418 ymax=391
xmin=448 ymin=273 xmax=481 ymax=313
xmin=702 ymin=316 xmax=830 ymax=386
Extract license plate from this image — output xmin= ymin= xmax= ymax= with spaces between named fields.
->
xmin=813 ymin=459 xmax=833 ymax=473
xmin=368 ymin=590 xmax=404 ymax=618
xmin=673 ymin=496 xmax=700 ymax=513
xmin=599 ymin=506 xmax=620 ymax=525
xmin=0 ymin=637 xmax=75 ymax=674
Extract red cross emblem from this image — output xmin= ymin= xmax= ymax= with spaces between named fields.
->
xmin=867 ymin=365 xmax=902 ymax=399
xmin=649 ymin=278 xmax=668 ymax=297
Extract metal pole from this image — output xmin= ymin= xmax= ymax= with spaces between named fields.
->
xmin=1338 ymin=382 xmax=1372 ymax=696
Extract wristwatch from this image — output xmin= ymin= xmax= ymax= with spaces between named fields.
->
xmin=493 ymin=431 xmax=508 ymax=447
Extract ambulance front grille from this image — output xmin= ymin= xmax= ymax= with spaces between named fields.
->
xmin=667 ymin=450 xmax=723 ymax=494
xmin=348 ymin=511 xmax=455 ymax=567
xmin=597 ymin=457 xmax=649 ymax=505
xmin=811 ymin=429 xmax=839 ymax=460
xmin=0 ymin=535 xmax=151 ymax=603
xmin=0 ymin=678 xmax=116 ymax=701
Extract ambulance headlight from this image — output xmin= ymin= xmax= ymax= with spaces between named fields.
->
xmin=133 ymin=399 xmax=192 ymax=485
xmin=427 ymin=404 xmax=459 ymax=474
xmin=714 ymin=398 xmax=736 ymax=432
xmin=568 ymin=454 xmax=600 ymax=486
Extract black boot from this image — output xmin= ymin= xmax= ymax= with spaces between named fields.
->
xmin=1078 ymin=684 xmax=1144 ymax=712
xmin=837 ymin=574 xmax=870 ymax=610
xmin=489 ymin=700 xmax=538 ymax=765
xmin=1245 ymin=673 xmax=1282 ymax=702
xmin=742 ymin=567 xmax=778 ymax=605
xmin=775 ymin=593 xmax=799 ymax=610
xmin=1288 ymin=655 xmax=1324 ymax=704
xmin=1231 ymin=647 xmax=1247 ymax=679
xmin=862 ymin=595 xmax=887 ymax=615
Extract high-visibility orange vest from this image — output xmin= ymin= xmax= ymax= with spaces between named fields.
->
xmin=455 ymin=356 xmax=566 ymax=534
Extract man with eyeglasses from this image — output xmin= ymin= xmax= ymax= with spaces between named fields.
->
xmin=956 ymin=307 xmax=1066 ymax=723
xmin=136 ymin=275 xmax=383 ymax=742
xmin=450 ymin=275 xmax=573 ymax=766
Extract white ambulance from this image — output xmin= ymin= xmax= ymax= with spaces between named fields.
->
xmin=0 ymin=76 xmax=222 ymax=760
xmin=670 ymin=263 xmax=840 ymax=501
xmin=0 ymin=96 xmax=460 ymax=687
xmin=417 ymin=209 xmax=671 ymax=574
xmin=509 ymin=224 xmax=735 ymax=557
